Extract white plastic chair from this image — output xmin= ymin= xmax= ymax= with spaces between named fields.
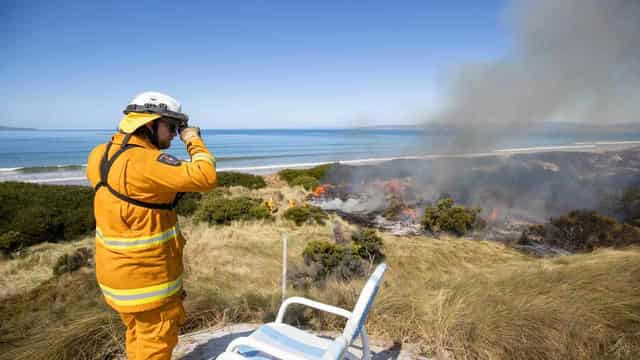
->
xmin=215 ymin=263 xmax=388 ymax=360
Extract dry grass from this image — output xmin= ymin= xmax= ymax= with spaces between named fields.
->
xmin=0 ymin=236 xmax=93 ymax=298
xmin=180 ymin=214 xmax=640 ymax=359
xmin=2 ymin=183 xmax=640 ymax=359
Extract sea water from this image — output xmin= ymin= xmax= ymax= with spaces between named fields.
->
xmin=1 ymin=128 xmax=638 ymax=185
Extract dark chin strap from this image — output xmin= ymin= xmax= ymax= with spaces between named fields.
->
xmin=150 ymin=120 xmax=161 ymax=148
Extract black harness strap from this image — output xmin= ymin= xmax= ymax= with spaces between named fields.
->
xmin=94 ymin=134 xmax=179 ymax=210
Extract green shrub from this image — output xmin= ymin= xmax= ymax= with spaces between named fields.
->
xmin=194 ymin=193 xmax=271 ymax=225
xmin=421 ymin=198 xmax=482 ymax=236
xmin=301 ymin=240 xmax=364 ymax=281
xmin=52 ymin=248 xmax=93 ymax=276
xmin=176 ymin=192 xmax=202 ymax=216
xmin=351 ymin=229 xmax=385 ymax=263
xmin=283 ymin=205 xmax=328 ymax=226
xmin=248 ymin=204 xmax=272 ymax=219
xmin=290 ymin=175 xmax=319 ymax=191
xmin=278 ymin=164 xmax=333 ymax=186
xmin=300 ymin=229 xmax=385 ymax=284
xmin=0 ymin=182 xmax=95 ymax=252
xmin=217 ymin=172 xmax=266 ymax=189
xmin=520 ymin=210 xmax=640 ymax=252
xmin=303 ymin=240 xmax=346 ymax=274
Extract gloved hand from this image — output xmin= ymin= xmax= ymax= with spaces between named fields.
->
xmin=180 ymin=127 xmax=201 ymax=142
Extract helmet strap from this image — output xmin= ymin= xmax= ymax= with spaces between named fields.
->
xmin=150 ymin=120 xmax=160 ymax=148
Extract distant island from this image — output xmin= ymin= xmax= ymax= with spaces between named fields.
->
xmin=0 ymin=125 xmax=37 ymax=131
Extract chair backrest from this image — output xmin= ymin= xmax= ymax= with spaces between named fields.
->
xmin=321 ymin=335 xmax=348 ymax=360
xmin=342 ymin=263 xmax=387 ymax=343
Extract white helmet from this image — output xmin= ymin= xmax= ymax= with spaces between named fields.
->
xmin=119 ymin=91 xmax=189 ymax=134
xmin=128 ymin=91 xmax=181 ymax=111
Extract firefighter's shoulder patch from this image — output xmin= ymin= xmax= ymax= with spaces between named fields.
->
xmin=157 ymin=153 xmax=181 ymax=166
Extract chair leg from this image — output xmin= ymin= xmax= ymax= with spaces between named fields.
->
xmin=360 ymin=329 xmax=370 ymax=360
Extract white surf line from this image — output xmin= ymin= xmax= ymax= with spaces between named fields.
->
xmin=23 ymin=177 xmax=87 ymax=183
xmin=0 ymin=167 xmax=25 ymax=172
xmin=493 ymin=144 xmax=597 ymax=153
xmin=594 ymin=140 xmax=640 ymax=145
xmin=574 ymin=140 xmax=640 ymax=146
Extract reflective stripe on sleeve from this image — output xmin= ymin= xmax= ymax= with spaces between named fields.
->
xmin=100 ymin=275 xmax=183 ymax=306
xmin=96 ymin=226 xmax=177 ymax=250
xmin=191 ymin=153 xmax=216 ymax=166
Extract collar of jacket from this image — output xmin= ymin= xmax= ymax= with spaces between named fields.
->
xmin=110 ymin=132 xmax=156 ymax=149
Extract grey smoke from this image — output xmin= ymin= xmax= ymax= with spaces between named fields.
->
xmin=431 ymin=0 xmax=640 ymax=152
xmin=323 ymin=0 xmax=640 ymax=224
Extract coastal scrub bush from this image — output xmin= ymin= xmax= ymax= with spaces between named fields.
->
xmin=52 ymin=248 xmax=93 ymax=276
xmin=421 ymin=198 xmax=482 ymax=236
xmin=299 ymin=229 xmax=384 ymax=285
xmin=194 ymin=193 xmax=271 ymax=225
xmin=278 ymin=164 xmax=333 ymax=186
xmin=290 ymin=175 xmax=319 ymax=191
xmin=519 ymin=209 xmax=640 ymax=252
xmin=303 ymin=240 xmax=346 ymax=274
xmin=217 ymin=171 xmax=266 ymax=189
xmin=0 ymin=182 xmax=95 ymax=252
xmin=301 ymin=240 xmax=365 ymax=282
xmin=176 ymin=192 xmax=202 ymax=216
xmin=283 ymin=205 xmax=328 ymax=226
xmin=351 ymin=228 xmax=385 ymax=263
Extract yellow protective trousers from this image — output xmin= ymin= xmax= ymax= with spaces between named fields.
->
xmin=119 ymin=300 xmax=186 ymax=360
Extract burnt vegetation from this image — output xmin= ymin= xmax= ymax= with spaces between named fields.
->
xmin=519 ymin=210 xmax=640 ymax=253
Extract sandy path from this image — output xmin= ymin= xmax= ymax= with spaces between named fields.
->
xmin=173 ymin=323 xmax=429 ymax=360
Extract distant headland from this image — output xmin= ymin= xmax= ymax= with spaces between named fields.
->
xmin=0 ymin=125 xmax=37 ymax=131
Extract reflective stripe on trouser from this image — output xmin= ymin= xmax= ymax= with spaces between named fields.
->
xmin=96 ymin=226 xmax=178 ymax=251
xmin=191 ymin=152 xmax=216 ymax=166
xmin=120 ymin=300 xmax=185 ymax=360
xmin=100 ymin=275 xmax=183 ymax=307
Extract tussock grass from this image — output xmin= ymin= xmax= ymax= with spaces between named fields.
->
xmin=0 ymin=236 xmax=92 ymax=298
xmin=3 ymin=312 xmax=124 ymax=360
xmin=2 ymin=181 xmax=640 ymax=359
xmin=180 ymin=218 xmax=640 ymax=359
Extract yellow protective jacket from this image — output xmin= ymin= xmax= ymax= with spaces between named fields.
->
xmin=87 ymin=132 xmax=216 ymax=313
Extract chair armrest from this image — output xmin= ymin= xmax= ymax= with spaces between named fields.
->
xmin=215 ymin=351 xmax=250 ymax=360
xmin=225 ymin=336 xmax=299 ymax=360
xmin=275 ymin=296 xmax=352 ymax=323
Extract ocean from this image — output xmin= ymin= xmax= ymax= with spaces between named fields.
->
xmin=1 ymin=128 xmax=639 ymax=185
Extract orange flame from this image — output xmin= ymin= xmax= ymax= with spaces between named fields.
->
xmin=312 ymin=184 xmax=331 ymax=197
xmin=489 ymin=208 xmax=499 ymax=222
xmin=402 ymin=208 xmax=419 ymax=220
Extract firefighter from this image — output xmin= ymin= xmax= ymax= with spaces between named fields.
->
xmin=86 ymin=92 xmax=217 ymax=360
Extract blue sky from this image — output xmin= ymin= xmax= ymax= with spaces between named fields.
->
xmin=1 ymin=0 xmax=508 ymax=129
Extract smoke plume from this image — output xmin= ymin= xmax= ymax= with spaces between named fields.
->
xmin=432 ymin=0 xmax=640 ymax=151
